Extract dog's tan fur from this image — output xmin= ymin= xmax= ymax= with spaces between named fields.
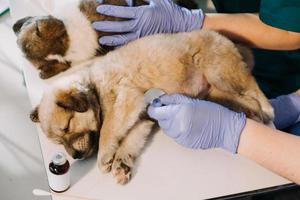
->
xmin=31 ymin=30 xmax=274 ymax=184
xmin=13 ymin=0 xmax=197 ymax=79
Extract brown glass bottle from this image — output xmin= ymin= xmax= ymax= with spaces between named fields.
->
xmin=48 ymin=152 xmax=70 ymax=192
xmin=49 ymin=159 xmax=70 ymax=175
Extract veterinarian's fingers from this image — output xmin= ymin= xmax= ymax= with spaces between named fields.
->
xmin=159 ymin=120 xmax=183 ymax=139
xmin=92 ymin=20 xmax=136 ymax=33
xmin=96 ymin=5 xmax=140 ymax=18
xmin=160 ymin=94 xmax=195 ymax=105
xmin=158 ymin=119 xmax=173 ymax=132
xmin=99 ymin=33 xmax=138 ymax=46
xmin=147 ymin=105 xmax=180 ymax=120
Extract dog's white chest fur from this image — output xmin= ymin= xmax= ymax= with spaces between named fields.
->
xmin=50 ymin=0 xmax=99 ymax=65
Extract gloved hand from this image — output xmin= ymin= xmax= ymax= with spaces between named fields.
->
xmin=147 ymin=94 xmax=246 ymax=153
xmin=270 ymin=91 xmax=300 ymax=130
xmin=287 ymin=122 xmax=300 ymax=136
xmin=92 ymin=0 xmax=204 ymax=46
xmin=97 ymin=0 xmax=133 ymax=6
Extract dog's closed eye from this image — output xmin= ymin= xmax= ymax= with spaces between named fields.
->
xmin=62 ymin=127 xmax=69 ymax=133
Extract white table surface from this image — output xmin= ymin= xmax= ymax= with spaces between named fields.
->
xmin=22 ymin=59 xmax=291 ymax=200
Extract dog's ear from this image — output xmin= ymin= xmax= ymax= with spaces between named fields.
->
xmin=56 ymin=85 xmax=89 ymax=113
xmin=13 ymin=16 xmax=33 ymax=35
xmin=30 ymin=106 xmax=40 ymax=122
xmin=39 ymin=16 xmax=67 ymax=39
xmin=37 ymin=59 xmax=71 ymax=79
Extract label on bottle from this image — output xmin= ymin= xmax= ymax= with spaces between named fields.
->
xmin=48 ymin=170 xmax=70 ymax=192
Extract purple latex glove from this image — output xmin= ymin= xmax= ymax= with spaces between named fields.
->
xmin=270 ymin=92 xmax=300 ymax=130
xmin=92 ymin=0 xmax=204 ymax=46
xmin=97 ymin=0 xmax=133 ymax=6
xmin=147 ymin=94 xmax=246 ymax=153
xmin=288 ymin=122 xmax=300 ymax=136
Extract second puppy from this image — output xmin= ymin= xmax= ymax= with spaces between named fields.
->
xmin=13 ymin=0 xmax=198 ymax=79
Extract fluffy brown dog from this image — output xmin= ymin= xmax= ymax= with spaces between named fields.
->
xmin=13 ymin=0 xmax=197 ymax=79
xmin=30 ymin=30 xmax=274 ymax=184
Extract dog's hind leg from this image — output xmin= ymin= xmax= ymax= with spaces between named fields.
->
xmin=199 ymin=43 xmax=274 ymax=123
xmin=207 ymin=86 xmax=266 ymax=122
xmin=205 ymin=68 xmax=274 ymax=124
xmin=111 ymin=120 xmax=155 ymax=185
xmin=242 ymin=77 xmax=274 ymax=123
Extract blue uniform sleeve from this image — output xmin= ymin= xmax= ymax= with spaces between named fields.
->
xmin=260 ymin=0 xmax=300 ymax=32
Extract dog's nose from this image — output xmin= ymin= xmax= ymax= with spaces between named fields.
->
xmin=72 ymin=151 xmax=83 ymax=159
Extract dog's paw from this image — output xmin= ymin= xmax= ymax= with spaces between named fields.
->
xmin=244 ymin=106 xmax=273 ymax=125
xmin=261 ymin=106 xmax=275 ymax=124
xmin=251 ymin=106 xmax=274 ymax=125
xmin=113 ymin=162 xmax=131 ymax=185
xmin=100 ymin=160 xmax=113 ymax=173
xmin=112 ymin=153 xmax=134 ymax=185
xmin=39 ymin=71 xmax=50 ymax=79
xmin=98 ymin=152 xmax=115 ymax=173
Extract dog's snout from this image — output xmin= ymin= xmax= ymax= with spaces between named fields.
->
xmin=72 ymin=151 xmax=83 ymax=159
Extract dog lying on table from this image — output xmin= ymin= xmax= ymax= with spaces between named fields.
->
xmin=30 ymin=30 xmax=274 ymax=184
xmin=13 ymin=0 xmax=198 ymax=79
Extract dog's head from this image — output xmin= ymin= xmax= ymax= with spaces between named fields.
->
xmin=31 ymin=77 xmax=101 ymax=159
xmin=13 ymin=16 xmax=71 ymax=79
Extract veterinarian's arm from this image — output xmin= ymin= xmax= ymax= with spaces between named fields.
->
xmin=147 ymin=93 xmax=300 ymax=184
xmin=203 ymin=13 xmax=300 ymax=50
xmin=238 ymin=119 xmax=300 ymax=185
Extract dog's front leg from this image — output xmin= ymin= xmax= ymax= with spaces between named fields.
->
xmin=111 ymin=120 xmax=155 ymax=184
xmin=98 ymin=88 xmax=146 ymax=173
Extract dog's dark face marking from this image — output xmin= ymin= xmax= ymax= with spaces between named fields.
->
xmin=13 ymin=16 xmax=69 ymax=59
xmin=13 ymin=15 xmax=70 ymax=79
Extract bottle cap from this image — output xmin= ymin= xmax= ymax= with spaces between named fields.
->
xmin=51 ymin=152 xmax=67 ymax=166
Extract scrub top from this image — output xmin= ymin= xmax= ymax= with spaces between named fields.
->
xmin=207 ymin=0 xmax=300 ymax=98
